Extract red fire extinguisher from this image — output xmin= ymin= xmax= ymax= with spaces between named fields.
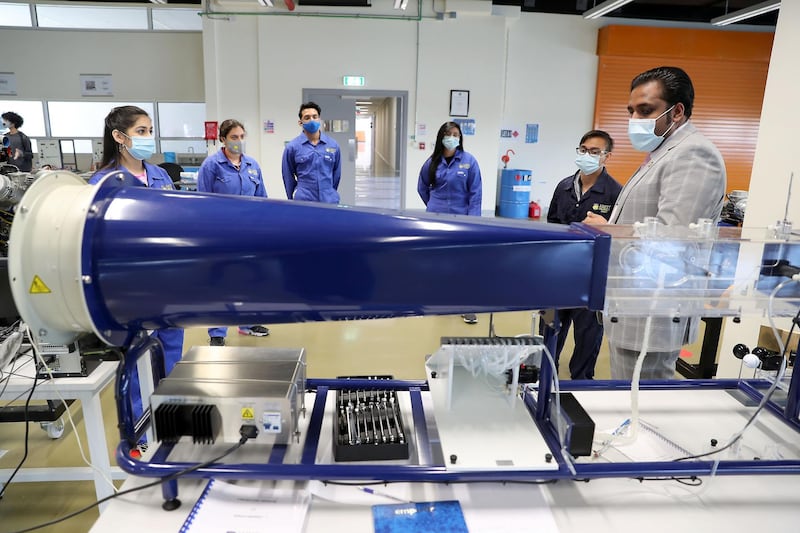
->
xmin=529 ymin=200 xmax=541 ymax=220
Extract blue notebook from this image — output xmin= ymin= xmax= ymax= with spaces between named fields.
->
xmin=372 ymin=500 xmax=469 ymax=533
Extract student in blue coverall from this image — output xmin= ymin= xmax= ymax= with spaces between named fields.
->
xmin=88 ymin=105 xmax=184 ymax=425
xmin=282 ymin=101 xmax=342 ymax=204
xmin=545 ymin=129 xmax=621 ymax=379
xmin=197 ymin=119 xmax=270 ymax=345
xmin=417 ymin=121 xmax=483 ymax=324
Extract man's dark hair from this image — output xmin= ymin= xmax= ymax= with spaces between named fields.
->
xmin=580 ymin=129 xmax=614 ymax=152
xmin=1 ymin=112 xmax=23 ymax=129
xmin=631 ymin=66 xmax=694 ymax=118
xmin=298 ymin=101 xmax=322 ymax=119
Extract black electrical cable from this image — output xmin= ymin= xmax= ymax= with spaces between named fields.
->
xmin=674 ymin=304 xmax=800 ymax=463
xmin=7 ymin=433 xmax=254 ymax=533
xmin=0 ymin=347 xmax=33 ymax=396
xmin=321 ymin=478 xmax=559 ymax=488
xmin=634 ymin=476 xmax=703 ymax=486
xmin=0 ymin=365 xmax=39 ymax=500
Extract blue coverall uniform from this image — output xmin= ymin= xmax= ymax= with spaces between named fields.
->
xmin=281 ymin=133 xmax=341 ymax=204
xmin=417 ymin=149 xmax=482 ymax=216
xmin=89 ymin=164 xmax=185 ymax=418
xmin=545 ymin=168 xmax=621 ymax=379
xmin=198 ymin=149 xmax=267 ymax=198
xmin=197 ymin=149 xmax=268 ymax=338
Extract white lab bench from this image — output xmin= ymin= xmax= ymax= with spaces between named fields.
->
xmin=0 ymin=359 xmax=126 ymax=508
xmin=89 ymin=386 xmax=800 ymax=531
xmin=90 ymin=472 xmax=800 ymax=532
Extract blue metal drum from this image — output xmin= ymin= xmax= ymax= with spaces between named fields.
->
xmin=498 ymin=168 xmax=532 ymax=219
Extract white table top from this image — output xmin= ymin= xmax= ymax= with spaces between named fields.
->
xmin=90 ymin=387 xmax=800 ymax=532
xmin=1 ymin=356 xmax=118 ymax=397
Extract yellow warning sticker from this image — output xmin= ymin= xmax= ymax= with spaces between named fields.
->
xmin=241 ymin=407 xmax=255 ymax=420
xmin=29 ymin=275 xmax=51 ymax=294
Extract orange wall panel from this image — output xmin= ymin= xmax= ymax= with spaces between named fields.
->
xmin=594 ymin=26 xmax=773 ymax=194
xmin=597 ymin=25 xmax=773 ymax=62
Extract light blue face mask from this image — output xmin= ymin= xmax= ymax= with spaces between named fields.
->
xmin=302 ymin=120 xmax=321 ymax=134
xmin=575 ymin=153 xmax=601 ymax=175
xmin=120 ymin=132 xmax=156 ymax=161
xmin=442 ymin=135 xmax=460 ymax=151
xmin=628 ymin=105 xmax=675 ymax=152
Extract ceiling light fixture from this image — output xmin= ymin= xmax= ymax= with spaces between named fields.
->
xmin=711 ymin=0 xmax=780 ymax=26
xmin=393 ymin=0 xmax=409 ymax=10
xmin=257 ymin=0 xmax=274 ymax=7
xmin=583 ymin=0 xmax=634 ymax=20
xmin=149 ymin=0 xmax=167 ymax=4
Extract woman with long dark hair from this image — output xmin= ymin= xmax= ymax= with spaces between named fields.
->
xmin=417 ymin=121 xmax=483 ymax=323
xmin=417 ymin=121 xmax=482 ymax=215
xmin=90 ymin=105 xmax=174 ymax=189
xmin=88 ymin=106 xmax=183 ymax=446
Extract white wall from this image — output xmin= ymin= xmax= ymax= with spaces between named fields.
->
xmin=501 ymin=14 xmax=604 ymax=211
xmin=0 ymin=28 xmax=204 ymax=101
xmin=202 ymin=8 xmax=602 ymax=212
xmin=716 ymin=1 xmax=800 ymax=378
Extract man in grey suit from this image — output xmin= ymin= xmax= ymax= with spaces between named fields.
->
xmin=584 ymin=66 xmax=727 ymax=380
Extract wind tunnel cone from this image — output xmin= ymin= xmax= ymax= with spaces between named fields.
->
xmin=9 ymin=170 xmax=610 ymax=347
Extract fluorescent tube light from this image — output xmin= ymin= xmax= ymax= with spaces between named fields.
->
xmin=711 ymin=0 xmax=780 ymax=26
xmin=258 ymin=0 xmax=274 ymax=6
xmin=583 ymin=0 xmax=634 ymax=20
xmin=149 ymin=0 xmax=167 ymax=4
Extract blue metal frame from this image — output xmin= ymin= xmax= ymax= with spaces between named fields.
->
xmin=114 ymin=337 xmax=800 ymax=507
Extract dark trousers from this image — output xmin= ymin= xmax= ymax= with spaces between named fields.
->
xmin=553 ymin=308 xmax=603 ymax=379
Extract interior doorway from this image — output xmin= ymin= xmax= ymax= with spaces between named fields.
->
xmin=303 ymin=89 xmax=407 ymax=209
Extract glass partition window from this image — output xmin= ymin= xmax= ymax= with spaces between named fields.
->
xmin=160 ymin=140 xmax=207 ymax=154
xmin=0 ymin=3 xmax=32 ymax=27
xmin=0 ymin=100 xmax=46 ymax=137
xmin=158 ymin=103 xmax=205 ymax=137
xmin=153 ymin=8 xmax=203 ymax=31
xmin=60 ymin=139 xmax=93 ymax=154
xmin=48 ymin=102 xmax=154 ymax=138
xmin=36 ymin=5 xmax=148 ymax=30
xmin=6 ymin=100 xmax=204 ymax=156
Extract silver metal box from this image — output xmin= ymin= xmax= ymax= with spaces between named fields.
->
xmin=150 ymin=347 xmax=305 ymax=445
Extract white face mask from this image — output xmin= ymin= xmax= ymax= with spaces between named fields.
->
xmin=628 ymin=105 xmax=675 ymax=152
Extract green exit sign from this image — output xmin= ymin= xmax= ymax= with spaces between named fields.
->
xmin=342 ymin=76 xmax=365 ymax=87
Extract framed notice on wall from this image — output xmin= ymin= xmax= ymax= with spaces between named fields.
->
xmin=0 ymin=73 xmax=17 ymax=96
xmin=449 ymin=90 xmax=470 ymax=117
xmin=80 ymin=74 xmax=113 ymax=97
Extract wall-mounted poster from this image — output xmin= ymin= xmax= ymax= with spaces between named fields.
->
xmin=0 ymin=73 xmax=17 ymax=96
xmin=449 ymin=90 xmax=470 ymax=117
xmin=80 ymin=74 xmax=113 ymax=97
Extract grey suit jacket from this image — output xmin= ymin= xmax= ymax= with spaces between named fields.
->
xmin=605 ymin=121 xmax=727 ymax=352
